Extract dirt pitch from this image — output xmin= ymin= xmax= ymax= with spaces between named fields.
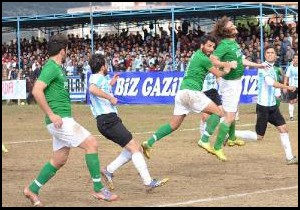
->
xmin=2 ymin=103 xmax=298 ymax=207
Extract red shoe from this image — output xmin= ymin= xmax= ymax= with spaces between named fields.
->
xmin=23 ymin=186 xmax=44 ymax=207
xmin=91 ymin=188 xmax=118 ymax=202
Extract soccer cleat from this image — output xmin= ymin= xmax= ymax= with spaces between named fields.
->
xmin=213 ymin=149 xmax=227 ymax=161
xmin=287 ymin=156 xmax=298 ymax=165
xmin=2 ymin=144 xmax=8 ymax=153
xmin=92 ymin=187 xmax=118 ymax=202
xmin=101 ymin=167 xmax=114 ymax=190
xmin=227 ymin=138 xmax=245 ymax=146
xmin=141 ymin=141 xmax=151 ymax=159
xmin=23 ymin=186 xmax=44 ymax=207
xmin=145 ymin=178 xmax=169 ymax=193
xmin=198 ymin=140 xmax=214 ymax=154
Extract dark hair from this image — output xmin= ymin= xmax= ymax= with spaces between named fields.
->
xmin=47 ymin=34 xmax=68 ymax=56
xmin=264 ymin=45 xmax=276 ymax=55
xmin=89 ymin=54 xmax=106 ymax=74
xmin=200 ymin=35 xmax=217 ymax=45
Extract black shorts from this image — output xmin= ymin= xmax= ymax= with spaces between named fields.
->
xmin=96 ymin=113 xmax=132 ymax=147
xmin=255 ymin=104 xmax=286 ymax=136
xmin=288 ymin=88 xmax=298 ymax=101
xmin=203 ymin=88 xmax=222 ymax=106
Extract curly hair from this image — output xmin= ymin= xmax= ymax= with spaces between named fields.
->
xmin=211 ymin=16 xmax=233 ymax=40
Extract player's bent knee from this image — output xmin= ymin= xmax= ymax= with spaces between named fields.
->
xmin=51 ymin=158 xmax=67 ymax=169
xmin=125 ymin=139 xmax=140 ymax=153
xmin=84 ymin=136 xmax=99 ymax=151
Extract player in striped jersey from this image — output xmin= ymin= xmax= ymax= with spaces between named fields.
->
xmin=283 ymin=54 xmax=298 ymax=121
xmin=234 ymin=46 xmax=298 ymax=165
xmin=88 ymin=54 xmax=169 ymax=192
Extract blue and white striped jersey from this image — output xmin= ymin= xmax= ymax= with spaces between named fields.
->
xmin=89 ymin=74 xmax=118 ymax=118
xmin=257 ymin=68 xmax=277 ymax=107
xmin=285 ymin=64 xmax=298 ymax=88
xmin=202 ymin=73 xmax=218 ymax=91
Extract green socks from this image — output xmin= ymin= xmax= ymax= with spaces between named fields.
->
xmin=29 ymin=154 xmax=104 ymax=195
xmin=147 ymin=123 xmax=173 ymax=147
xmin=214 ymin=122 xmax=230 ymax=150
xmin=85 ymin=153 xmax=104 ymax=192
xmin=201 ymin=114 xmax=221 ymax=143
xmin=228 ymin=121 xmax=236 ymax=140
xmin=29 ymin=162 xmax=58 ymax=194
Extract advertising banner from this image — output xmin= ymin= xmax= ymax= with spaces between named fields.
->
xmin=83 ymin=69 xmax=259 ymax=104
xmin=2 ymin=80 xmax=26 ymax=100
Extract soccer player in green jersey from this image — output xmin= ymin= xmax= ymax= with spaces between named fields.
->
xmin=23 ymin=34 xmax=117 ymax=207
xmin=141 ymin=35 xmax=236 ymax=159
xmin=272 ymin=60 xmax=284 ymax=107
xmin=209 ymin=16 xmax=266 ymax=160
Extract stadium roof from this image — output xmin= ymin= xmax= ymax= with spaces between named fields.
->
xmin=2 ymin=3 xmax=298 ymax=30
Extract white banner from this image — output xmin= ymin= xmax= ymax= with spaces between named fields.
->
xmin=2 ymin=80 xmax=26 ymax=100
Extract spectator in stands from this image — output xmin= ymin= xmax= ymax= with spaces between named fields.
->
xmin=285 ymin=45 xmax=296 ymax=64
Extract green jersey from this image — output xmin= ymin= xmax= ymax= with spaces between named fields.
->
xmin=274 ymin=66 xmax=282 ymax=107
xmin=38 ymin=59 xmax=71 ymax=125
xmin=180 ymin=49 xmax=213 ymax=91
xmin=274 ymin=66 xmax=282 ymax=82
xmin=213 ymin=39 xmax=244 ymax=80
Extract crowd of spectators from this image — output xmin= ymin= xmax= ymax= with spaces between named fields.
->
xmin=2 ymin=18 xmax=298 ymax=84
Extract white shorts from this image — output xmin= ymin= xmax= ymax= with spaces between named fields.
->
xmin=46 ymin=117 xmax=91 ymax=151
xmin=173 ymin=89 xmax=212 ymax=115
xmin=219 ymin=78 xmax=242 ymax=112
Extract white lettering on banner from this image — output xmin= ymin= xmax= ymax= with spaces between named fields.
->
xmin=142 ymin=77 xmax=183 ymax=96
xmin=114 ymin=77 xmax=140 ymax=96
xmin=161 ymin=77 xmax=183 ymax=96
xmin=2 ymin=80 xmax=26 ymax=100
xmin=242 ymin=75 xmax=258 ymax=95
xmin=142 ymin=78 xmax=154 ymax=96
xmin=161 ymin=77 xmax=173 ymax=96
xmin=172 ymin=77 xmax=183 ymax=95
xmin=151 ymin=78 xmax=161 ymax=96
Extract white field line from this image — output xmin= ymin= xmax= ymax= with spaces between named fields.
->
xmin=151 ymin=186 xmax=298 ymax=207
xmin=4 ymin=122 xmax=298 ymax=207
xmin=4 ymin=123 xmax=255 ymax=145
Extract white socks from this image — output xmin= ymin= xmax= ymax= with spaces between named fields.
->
xmin=200 ymin=120 xmax=206 ymax=136
xmin=235 ymin=110 xmax=239 ymax=121
xmin=131 ymin=152 xmax=152 ymax=185
xmin=235 ymin=130 xmax=258 ymax=141
xmin=106 ymin=150 xmax=152 ymax=185
xmin=220 ymin=117 xmax=224 ymax=123
xmin=107 ymin=149 xmax=132 ymax=173
xmin=279 ymin=133 xmax=294 ymax=160
xmin=289 ymin=104 xmax=294 ymax=118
